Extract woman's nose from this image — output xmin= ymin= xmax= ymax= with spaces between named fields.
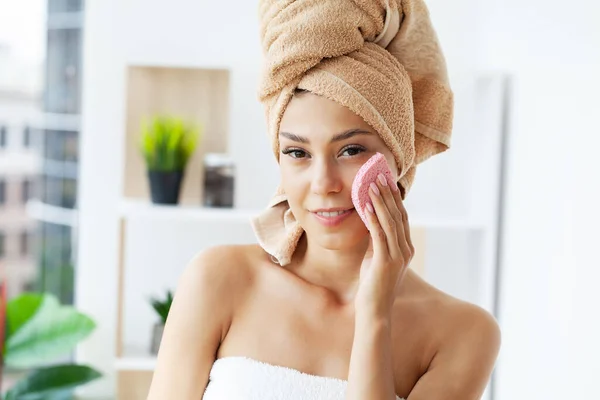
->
xmin=310 ymin=158 xmax=343 ymax=195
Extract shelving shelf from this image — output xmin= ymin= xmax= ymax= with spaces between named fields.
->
xmin=119 ymin=199 xmax=260 ymax=222
xmin=119 ymin=199 xmax=486 ymax=231
xmin=115 ymin=347 xmax=157 ymax=372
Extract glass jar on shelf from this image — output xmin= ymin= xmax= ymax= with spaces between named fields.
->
xmin=202 ymin=153 xmax=235 ymax=208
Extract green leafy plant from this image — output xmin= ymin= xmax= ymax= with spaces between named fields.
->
xmin=140 ymin=115 xmax=201 ymax=171
xmin=149 ymin=290 xmax=173 ymax=325
xmin=2 ymin=293 xmax=102 ymax=400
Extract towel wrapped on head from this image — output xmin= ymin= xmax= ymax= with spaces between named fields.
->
xmin=252 ymin=0 xmax=454 ymax=266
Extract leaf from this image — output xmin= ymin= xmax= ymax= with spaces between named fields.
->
xmin=5 ymin=294 xmax=96 ymax=369
xmin=149 ymin=290 xmax=174 ymax=324
xmin=6 ymin=293 xmax=44 ymax=339
xmin=139 ymin=115 xmax=201 ymax=171
xmin=4 ymin=364 xmax=102 ymax=400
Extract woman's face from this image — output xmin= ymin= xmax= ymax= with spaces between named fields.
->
xmin=279 ymin=92 xmax=399 ymax=251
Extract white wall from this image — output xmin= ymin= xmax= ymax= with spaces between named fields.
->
xmin=476 ymin=1 xmax=600 ymax=399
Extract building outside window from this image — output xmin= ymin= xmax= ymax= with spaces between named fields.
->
xmin=0 ymin=0 xmax=83 ymax=301
xmin=32 ymin=0 xmax=84 ymax=305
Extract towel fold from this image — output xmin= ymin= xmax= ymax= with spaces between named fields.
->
xmin=252 ymin=0 xmax=454 ymax=266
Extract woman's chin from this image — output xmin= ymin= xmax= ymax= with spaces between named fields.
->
xmin=304 ymin=217 xmax=368 ymax=249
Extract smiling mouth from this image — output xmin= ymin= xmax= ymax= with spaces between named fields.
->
xmin=314 ymin=209 xmax=353 ymax=217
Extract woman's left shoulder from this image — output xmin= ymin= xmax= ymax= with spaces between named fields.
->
xmin=398 ymin=272 xmax=501 ymax=349
xmin=443 ymin=297 xmax=501 ymax=345
xmin=421 ymin=287 xmax=501 ymax=359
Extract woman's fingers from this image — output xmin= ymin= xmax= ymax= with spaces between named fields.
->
xmin=365 ymin=199 xmax=388 ymax=259
xmin=390 ymin=182 xmax=414 ymax=260
xmin=368 ymin=177 xmax=400 ymax=260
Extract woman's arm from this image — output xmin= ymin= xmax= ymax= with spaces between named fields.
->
xmin=346 ymin=312 xmax=396 ymax=400
xmin=407 ymin=304 xmax=501 ymax=400
xmin=347 ymin=302 xmax=500 ymax=400
xmin=146 ymin=246 xmax=238 ymax=399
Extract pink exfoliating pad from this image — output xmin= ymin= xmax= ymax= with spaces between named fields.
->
xmin=351 ymin=153 xmax=395 ymax=227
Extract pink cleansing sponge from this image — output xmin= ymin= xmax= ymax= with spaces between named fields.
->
xmin=351 ymin=153 xmax=395 ymax=227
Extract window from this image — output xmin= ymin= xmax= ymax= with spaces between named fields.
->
xmin=64 ymin=131 xmax=78 ymax=162
xmin=21 ymin=231 xmax=30 ymax=256
xmin=23 ymin=125 xmax=31 ymax=148
xmin=0 ymin=125 xmax=7 ymax=148
xmin=0 ymin=232 xmax=5 ymax=258
xmin=46 ymin=29 xmax=82 ymax=114
xmin=41 ymin=175 xmax=77 ymax=208
xmin=44 ymin=129 xmax=78 ymax=161
xmin=49 ymin=0 xmax=83 ymax=13
xmin=20 ymin=232 xmax=29 ymax=257
xmin=22 ymin=179 xmax=32 ymax=203
xmin=39 ymin=222 xmax=74 ymax=304
xmin=0 ymin=180 xmax=6 ymax=205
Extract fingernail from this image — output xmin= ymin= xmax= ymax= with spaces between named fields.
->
xmin=378 ymin=173 xmax=387 ymax=186
xmin=370 ymin=182 xmax=380 ymax=196
xmin=366 ymin=202 xmax=374 ymax=213
xmin=391 ymin=182 xmax=399 ymax=192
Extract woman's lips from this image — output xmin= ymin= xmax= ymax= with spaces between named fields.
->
xmin=311 ymin=209 xmax=354 ymax=227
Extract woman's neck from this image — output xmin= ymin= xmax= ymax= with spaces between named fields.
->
xmin=287 ymin=233 xmax=370 ymax=304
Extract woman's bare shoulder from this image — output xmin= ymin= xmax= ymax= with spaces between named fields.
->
xmin=402 ymin=271 xmax=500 ymax=354
xmin=186 ymin=243 xmax=264 ymax=278
xmin=183 ymin=244 xmax=268 ymax=298
xmin=435 ymin=292 xmax=500 ymax=346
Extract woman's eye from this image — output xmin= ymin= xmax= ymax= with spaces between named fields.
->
xmin=282 ymin=148 xmax=308 ymax=159
xmin=341 ymin=146 xmax=365 ymax=157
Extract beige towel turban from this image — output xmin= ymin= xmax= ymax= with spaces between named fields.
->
xmin=251 ymin=0 xmax=454 ymax=266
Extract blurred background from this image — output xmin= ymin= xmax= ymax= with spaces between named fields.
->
xmin=0 ymin=0 xmax=598 ymax=399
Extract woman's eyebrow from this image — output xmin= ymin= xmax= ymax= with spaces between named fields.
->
xmin=279 ymin=128 xmax=373 ymax=144
xmin=330 ymin=128 xmax=372 ymax=142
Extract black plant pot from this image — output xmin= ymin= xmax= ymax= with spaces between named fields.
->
xmin=150 ymin=322 xmax=164 ymax=355
xmin=148 ymin=170 xmax=184 ymax=205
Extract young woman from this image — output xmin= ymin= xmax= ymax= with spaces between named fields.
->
xmin=147 ymin=1 xmax=500 ymax=399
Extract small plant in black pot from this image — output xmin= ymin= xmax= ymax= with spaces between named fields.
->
xmin=140 ymin=115 xmax=201 ymax=204
xmin=149 ymin=290 xmax=173 ymax=355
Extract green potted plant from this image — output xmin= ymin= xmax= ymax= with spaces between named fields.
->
xmin=140 ymin=115 xmax=201 ymax=205
xmin=148 ymin=290 xmax=173 ymax=355
xmin=2 ymin=292 xmax=102 ymax=400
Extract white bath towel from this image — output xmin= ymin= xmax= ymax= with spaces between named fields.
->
xmin=202 ymin=356 xmax=405 ymax=399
